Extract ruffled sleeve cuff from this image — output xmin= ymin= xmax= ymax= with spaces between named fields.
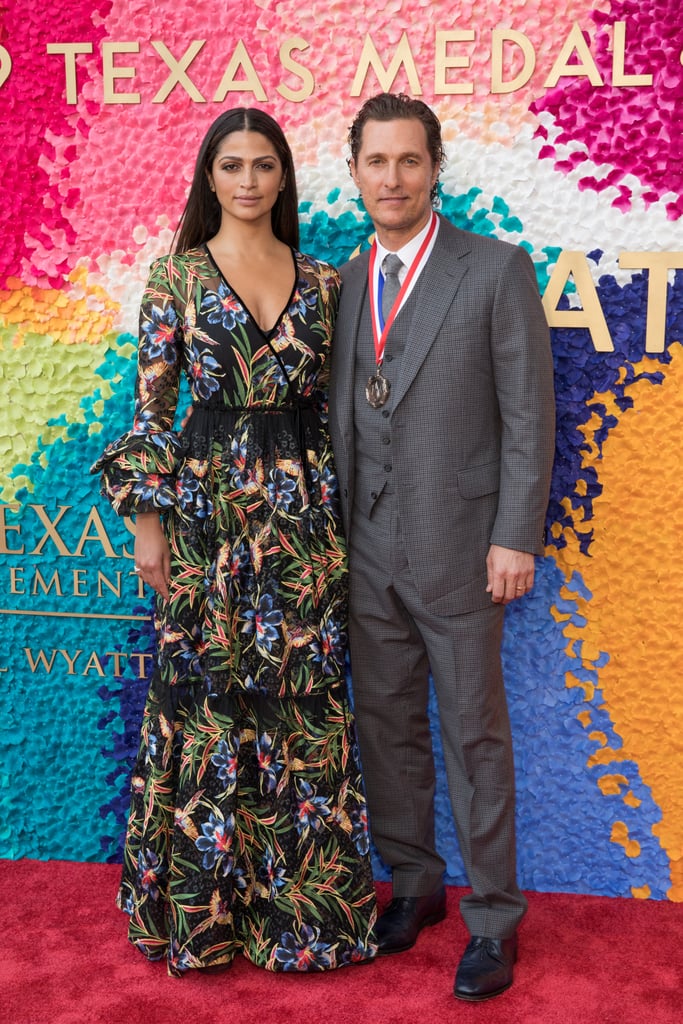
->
xmin=90 ymin=429 xmax=185 ymax=516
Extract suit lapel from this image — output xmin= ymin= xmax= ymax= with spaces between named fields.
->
xmin=392 ymin=217 xmax=472 ymax=411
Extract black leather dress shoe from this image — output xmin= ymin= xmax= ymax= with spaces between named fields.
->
xmin=375 ymin=887 xmax=447 ymax=954
xmin=453 ymin=933 xmax=517 ymax=1001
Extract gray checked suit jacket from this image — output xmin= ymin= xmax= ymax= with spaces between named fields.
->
xmin=329 ymin=214 xmax=556 ymax=617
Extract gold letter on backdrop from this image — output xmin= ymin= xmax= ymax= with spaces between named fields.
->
xmin=72 ymin=507 xmax=119 ymax=559
xmin=434 ymin=31 xmax=475 ymax=95
xmin=151 ymin=40 xmax=206 ymax=103
xmin=277 ymin=38 xmax=315 ymax=102
xmin=619 ymin=253 xmax=683 ymax=352
xmin=46 ymin=42 xmax=94 ymax=104
xmin=542 ymin=251 xmax=613 ymax=352
xmin=213 ymin=39 xmax=267 ymax=101
xmin=29 ymin=505 xmax=73 ymax=557
xmin=0 ymin=44 xmax=11 ymax=88
xmin=102 ymin=42 xmax=141 ymax=104
xmin=543 ymin=22 xmax=604 ymax=88
xmin=351 ymin=33 xmax=422 ymax=95
xmin=611 ymin=21 xmax=653 ymax=86
xmin=0 ymin=505 xmax=23 ymax=556
xmin=491 ymin=29 xmax=536 ymax=94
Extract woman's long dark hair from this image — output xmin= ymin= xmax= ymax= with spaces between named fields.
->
xmin=173 ymin=108 xmax=299 ymax=252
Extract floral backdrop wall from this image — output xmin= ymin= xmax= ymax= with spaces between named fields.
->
xmin=1 ymin=0 xmax=682 ymax=902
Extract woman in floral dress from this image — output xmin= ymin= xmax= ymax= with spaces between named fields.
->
xmin=92 ymin=108 xmax=377 ymax=975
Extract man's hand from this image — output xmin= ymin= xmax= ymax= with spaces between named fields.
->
xmin=486 ymin=544 xmax=535 ymax=604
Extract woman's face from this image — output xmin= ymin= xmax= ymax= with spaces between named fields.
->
xmin=207 ymin=130 xmax=285 ymax=229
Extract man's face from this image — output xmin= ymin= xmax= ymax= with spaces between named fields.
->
xmin=350 ymin=117 xmax=439 ymax=249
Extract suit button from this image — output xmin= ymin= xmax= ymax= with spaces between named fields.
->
xmin=370 ymin=490 xmax=378 ymax=499
xmin=384 ymin=464 xmax=392 ymax=472
xmin=385 ymin=354 xmax=393 ymax=362
xmin=381 ymin=436 xmax=390 ymax=445
xmin=382 ymin=410 xmax=390 ymax=418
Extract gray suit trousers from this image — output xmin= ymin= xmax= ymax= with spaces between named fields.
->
xmin=348 ymin=494 xmax=528 ymax=939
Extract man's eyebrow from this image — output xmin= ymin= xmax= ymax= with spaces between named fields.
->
xmin=362 ymin=150 xmax=423 ymax=160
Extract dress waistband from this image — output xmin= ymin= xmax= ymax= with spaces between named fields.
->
xmin=191 ymin=398 xmax=316 ymax=414
xmin=189 ymin=397 xmax=318 ymax=479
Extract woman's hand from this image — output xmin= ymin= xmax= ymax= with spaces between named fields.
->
xmin=134 ymin=512 xmax=171 ymax=600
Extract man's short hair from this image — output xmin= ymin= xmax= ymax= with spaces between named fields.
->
xmin=348 ymin=92 xmax=446 ymax=197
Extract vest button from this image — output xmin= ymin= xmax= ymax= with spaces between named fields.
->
xmin=384 ymin=464 xmax=392 ymax=472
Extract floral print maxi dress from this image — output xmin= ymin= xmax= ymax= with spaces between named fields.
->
xmin=92 ymin=247 xmax=377 ymax=975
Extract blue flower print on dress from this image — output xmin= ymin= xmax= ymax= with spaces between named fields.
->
xmin=256 ymin=731 xmax=283 ymax=794
xmin=233 ymin=865 xmax=248 ymax=893
xmin=258 ymin=849 xmax=287 ymax=900
xmin=131 ymin=406 xmax=157 ymax=431
xmin=294 ymin=778 xmax=331 ymax=835
xmin=308 ymin=462 xmax=340 ymax=516
xmin=188 ymin=350 xmax=222 ymax=401
xmin=195 ymin=811 xmax=235 ymax=873
xmin=350 ymin=806 xmax=371 ymax=856
xmin=211 ymin=736 xmax=239 ymax=788
xmin=133 ymin=474 xmax=176 ymax=507
xmin=341 ymin=939 xmax=374 ymax=966
xmin=138 ymin=847 xmax=163 ymax=900
xmin=242 ymin=592 xmax=284 ymax=654
xmin=140 ymin=303 xmax=179 ymax=364
xmin=274 ymin=923 xmax=334 ymax=971
xmin=168 ymin=941 xmax=194 ymax=973
xmin=200 ymin=282 xmax=249 ymax=332
xmin=267 ymin=467 xmax=298 ymax=511
xmin=161 ymin=621 xmax=204 ymax=680
xmin=175 ymin=466 xmax=200 ymax=509
xmin=318 ymin=465 xmax=339 ymax=509
xmin=289 ymin=280 xmax=318 ymax=321
xmin=311 ymin=618 xmax=345 ymax=676
xmin=119 ymin=888 xmax=136 ymax=916
xmin=271 ymin=362 xmax=295 ymax=389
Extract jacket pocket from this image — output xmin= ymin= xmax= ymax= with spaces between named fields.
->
xmin=455 ymin=460 xmax=500 ymax=500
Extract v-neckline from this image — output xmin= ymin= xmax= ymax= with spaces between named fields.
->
xmin=204 ymin=244 xmax=298 ymax=337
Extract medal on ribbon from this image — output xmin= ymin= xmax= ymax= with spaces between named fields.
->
xmin=365 ymin=371 xmax=391 ymax=409
xmin=366 ymin=212 xmax=438 ymax=409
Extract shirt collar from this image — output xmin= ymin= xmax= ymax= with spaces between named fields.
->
xmin=375 ymin=212 xmax=439 ymax=271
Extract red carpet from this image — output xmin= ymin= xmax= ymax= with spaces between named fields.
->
xmin=2 ymin=859 xmax=681 ymax=1024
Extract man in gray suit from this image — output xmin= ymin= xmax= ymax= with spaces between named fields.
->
xmin=329 ymin=93 xmax=555 ymax=1001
